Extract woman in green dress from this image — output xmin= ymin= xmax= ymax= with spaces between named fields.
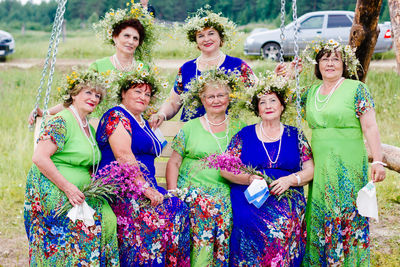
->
xmin=166 ymin=68 xmax=246 ymax=266
xmin=24 ymin=70 xmax=119 ymax=266
xmin=301 ymin=40 xmax=386 ymax=266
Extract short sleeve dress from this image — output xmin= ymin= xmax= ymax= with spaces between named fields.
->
xmin=171 ymin=118 xmax=246 ymax=266
xmin=173 ymin=55 xmax=254 ymax=121
xmin=24 ymin=109 xmax=119 ymax=266
xmin=302 ymin=79 xmax=375 ymax=266
xmin=96 ymin=106 xmax=191 ymax=267
xmin=226 ymin=124 xmax=312 ymax=266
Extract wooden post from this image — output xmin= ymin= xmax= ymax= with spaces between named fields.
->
xmin=389 ymin=0 xmax=400 ymax=75
xmin=349 ymin=0 xmax=384 ymax=82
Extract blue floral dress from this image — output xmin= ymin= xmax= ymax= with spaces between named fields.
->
xmin=174 ymin=55 xmax=254 ymax=121
xmin=226 ymin=124 xmax=312 ymax=266
xmin=24 ymin=109 xmax=119 ymax=266
xmin=96 ymin=106 xmax=191 ymax=266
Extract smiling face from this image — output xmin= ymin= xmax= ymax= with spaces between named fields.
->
xmin=200 ymin=82 xmax=230 ymax=115
xmin=318 ymin=51 xmax=344 ymax=81
xmin=113 ymin=26 xmax=140 ymax=56
xmin=195 ymin=27 xmax=222 ymax=53
xmin=121 ymin=83 xmax=152 ymax=115
xmin=258 ymin=93 xmax=284 ymax=122
xmin=72 ymin=87 xmax=102 ymax=115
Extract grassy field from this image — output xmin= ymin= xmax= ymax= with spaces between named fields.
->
xmin=0 ymin=28 xmax=399 ymax=265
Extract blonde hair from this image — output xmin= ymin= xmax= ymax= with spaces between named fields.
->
xmin=63 ymin=82 xmax=106 ymax=108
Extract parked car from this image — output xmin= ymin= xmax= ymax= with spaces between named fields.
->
xmin=244 ymin=10 xmax=393 ymax=61
xmin=0 ymin=30 xmax=15 ymax=61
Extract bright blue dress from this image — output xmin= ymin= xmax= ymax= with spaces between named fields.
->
xmin=174 ymin=55 xmax=254 ymax=121
xmin=226 ymin=124 xmax=312 ymax=266
xmin=96 ymin=106 xmax=190 ymax=267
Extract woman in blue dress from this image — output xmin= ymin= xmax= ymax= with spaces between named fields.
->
xmin=150 ymin=8 xmax=255 ymax=126
xmin=221 ymin=73 xmax=314 ymax=266
xmin=96 ymin=68 xmax=190 ymax=266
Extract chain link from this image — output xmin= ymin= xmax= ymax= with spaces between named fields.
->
xmin=292 ymin=0 xmax=304 ymax=169
xmin=279 ymin=0 xmax=286 ymax=64
xmin=29 ymin=0 xmax=67 ymax=131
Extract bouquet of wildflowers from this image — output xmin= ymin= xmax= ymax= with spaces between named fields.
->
xmin=200 ymin=153 xmax=301 ymax=203
xmin=56 ymin=161 xmax=146 ymax=217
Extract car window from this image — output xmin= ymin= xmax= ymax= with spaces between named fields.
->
xmin=300 ymin=15 xmax=324 ymax=29
xmin=327 ymin=15 xmax=353 ymax=28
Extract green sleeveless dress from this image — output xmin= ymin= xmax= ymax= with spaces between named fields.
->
xmin=303 ymin=79 xmax=375 ymax=266
xmin=24 ymin=109 xmax=119 ymax=266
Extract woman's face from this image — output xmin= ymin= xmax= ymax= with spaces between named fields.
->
xmin=258 ymin=93 xmax=284 ymax=122
xmin=113 ymin=26 xmax=140 ymax=56
xmin=201 ymin=84 xmax=230 ymax=115
xmin=318 ymin=52 xmax=344 ymax=81
xmin=72 ymin=87 xmax=101 ymax=114
xmin=121 ymin=84 xmax=151 ymax=114
xmin=195 ymin=28 xmax=222 ymax=53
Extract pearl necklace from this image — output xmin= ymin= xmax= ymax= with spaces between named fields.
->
xmin=314 ymin=77 xmax=344 ymax=112
xmin=260 ymin=121 xmax=283 ymax=142
xmin=204 ymin=113 xmax=229 ymax=126
xmin=119 ymin=104 xmax=162 ymax=157
xmin=112 ymin=54 xmax=136 ymax=72
xmin=204 ymin=115 xmax=229 ymax=153
xmin=70 ymin=105 xmax=100 ymax=175
xmin=258 ymin=122 xmax=283 ymax=164
xmin=195 ymin=52 xmax=225 ymax=79
xmin=198 ymin=51 xmax=224 ymax=62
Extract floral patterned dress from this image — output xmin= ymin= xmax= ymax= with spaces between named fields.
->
xmin=171 ymin=118 xmax=246 ymax=266
xmin=174 ymin=55 xmax=254 ymax=121
xmin=226 ymin=124 xmax=312 ymax=266
xmin=96 ymin=106 xmax=191 ymax=266
xmin=24 ymin=109 xmax=119 ymax=266
xmin=302 ymin=79 xmax=375 ymax=266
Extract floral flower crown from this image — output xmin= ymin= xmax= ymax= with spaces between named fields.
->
xmin=58 ymin=69 xmax=114 ymax=103
xmin=182 ymin=6 xmax=238 ymax=50
xmin=180 ymin=67 xmax=246 ymax=121
xmin=93 ymin=1 xmax=159 ymax=62
xmin=302 ymin=39 xmax=360 ymax=78
xmin=243 ymin=71 xmax=293 ymax=115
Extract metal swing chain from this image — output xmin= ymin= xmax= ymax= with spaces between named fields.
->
xmin=29 ymin=0 xmax=68 ymax=131
xmin=292 ymin=0 xmax=304 ymax=169
xmin=279 ymin=0 xmax=286 ymax=64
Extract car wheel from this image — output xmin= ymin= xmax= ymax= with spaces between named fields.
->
xmin=0 ymin=56 xmax=5 ymax=62
xmin=262 ymin=43 xmax=281 ymax=62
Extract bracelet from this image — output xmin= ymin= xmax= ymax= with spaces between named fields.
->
xmin=157 ymin=111 xmax=167 ymax=121
xmin=293 ymin=173 xmax=301 ymax=186
xmin=371 ymin=161 xmax=387 ymax=167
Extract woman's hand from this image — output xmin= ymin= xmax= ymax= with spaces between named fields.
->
xmin=144 ymin=187 xmax=164 ymax=206
xmin=248 ymin=174 xmax=263 ymax=185
xmin=149 ymin=113 xmax=165 ymax=129
xmin=63 ymin=182 xmax=85 ymax=207
xmin=371 ymin=163 xmax=386 ymax=182
xmin=28 ymin=107 xmax=43 ymax=125
xmin=270 ymin=175 xmax=295 ymax=195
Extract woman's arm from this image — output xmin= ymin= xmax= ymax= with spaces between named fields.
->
xmin=166 ymin=150 xmax=183 ymax=190
xmin=149 ymin=89 xmax=182 ymax=128
xmin=220 ymin=170 xmax=263 ymax=185
xmin=360 ymin=109 xmax=386 ymax=182
xmin=32 ymin=139 xmax=85 ymax=206
xmin=270 ymin=159 xmax=314 ymax=195
xmin=109 ymin=122 xmax=164 ymax=206
xmin=28 ymin=104 xmax=64 ymax=125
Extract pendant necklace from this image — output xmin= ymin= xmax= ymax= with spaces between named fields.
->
xmin=314 ymin=77 xmax=344 ymax=112
xmin=70 ymin=105 xmax=100 ymax=175
xmin=119 ymin=104 xmax=162 ymax=157
xmin=113 ymin=54 xmax=136 ymax=72
xmin=204 ymin=115 xmax=229 ymax=153
xmin=258 ymin=121 xmax=283 ymax=164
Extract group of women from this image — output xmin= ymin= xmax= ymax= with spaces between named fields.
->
xmin=25 ymin=3 xmax=386 ymax=267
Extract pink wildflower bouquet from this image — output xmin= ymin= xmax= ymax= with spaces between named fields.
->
xmin=200 ymin=153 xmax=301 ymax=203
xmin=56 ymin=161 xmax=146 ymax=217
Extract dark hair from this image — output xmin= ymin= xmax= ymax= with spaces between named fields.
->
xmin=118 ymin=82 xmax=153 ymax=102
xmin=112 ymin=19 xmax=146 ymax=46
xmin=314 ymin=49 xmax=349 ymax=79
xmin=251 ymin=91 xmax=286 ymax=117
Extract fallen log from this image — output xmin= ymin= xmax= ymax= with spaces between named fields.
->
xmin=366 ymin=142 xmax=400 ymax=173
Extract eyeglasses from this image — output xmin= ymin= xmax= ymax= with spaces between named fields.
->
xmin=320 ymin=57 xmax=342 ymax=64
xmin=204 ymin=93 xmax=229 ymax=101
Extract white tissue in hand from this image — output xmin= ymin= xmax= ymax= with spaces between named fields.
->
xmin=356 ymin=181 xmax=379 ymax=222
xmin=67 ymin=201 xmax=96 ymax=226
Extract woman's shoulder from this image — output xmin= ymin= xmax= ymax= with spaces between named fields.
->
xmin=182 ymin=117 xmax=201 ymax=129
xmin=235 ymin=123 xmax=256 ymax=135
xmin=180 ymin=58 xmax=197 ymax=69
xmin=89 ymin=57 xmax=113 ymax=72
xmin=343 ymin=78 xmax=366 ymax=88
